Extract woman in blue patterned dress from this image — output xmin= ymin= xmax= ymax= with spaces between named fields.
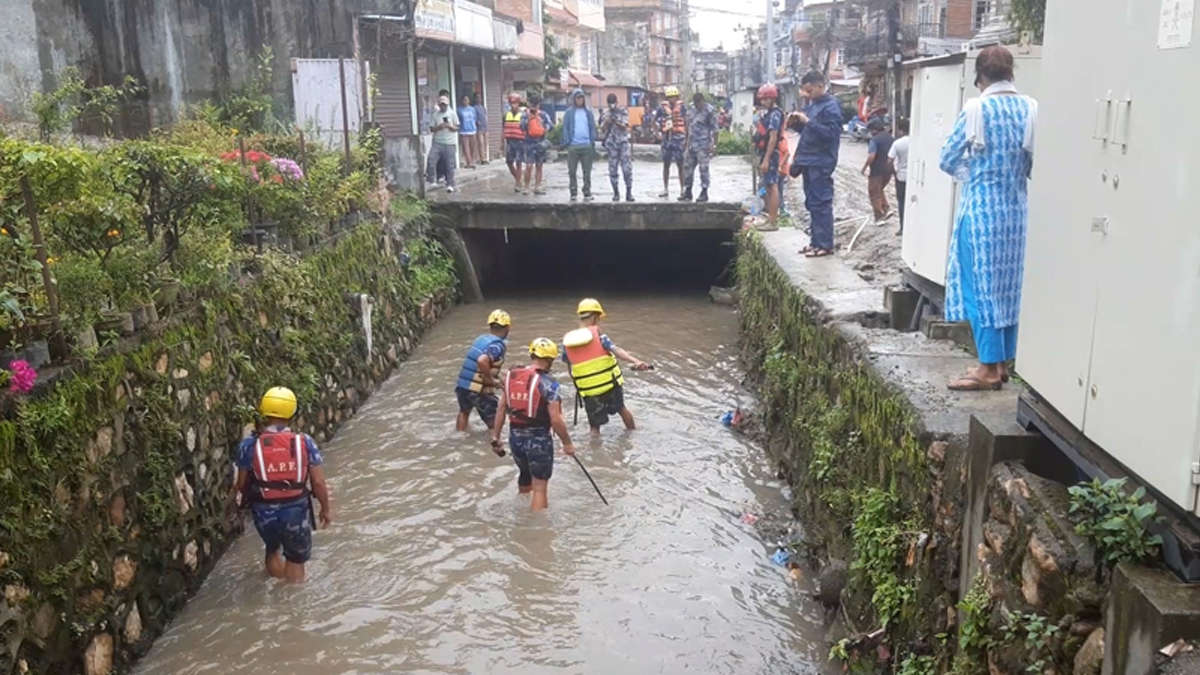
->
xmin=939 ymin=46 xmax=1038 ymax=391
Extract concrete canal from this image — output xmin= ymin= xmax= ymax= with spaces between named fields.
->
xmin=133 ymin=296 xmax=833 ymax=675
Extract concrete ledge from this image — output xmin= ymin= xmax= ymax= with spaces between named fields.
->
xmin=433 ymin=201 xmax=743 ymax=231
xmin=1105 ymin=564 xmax=1200 ymax=675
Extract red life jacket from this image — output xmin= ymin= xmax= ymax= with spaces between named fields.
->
xmin=505 ymin=366 xmax=552 ymax=429
xmin=250 ymin=429 xmax=310 ymax=503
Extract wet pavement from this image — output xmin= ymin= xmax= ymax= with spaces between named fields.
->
xmin=133 ymin=297 xmax=833 ymax=675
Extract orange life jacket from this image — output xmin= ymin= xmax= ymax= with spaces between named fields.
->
xmin=503 ymin=110 xmax=525 ymax=141
xmin=505 ymin=366 xmax=552 ymax=429
xmin=250 ymin=429 xmax=310 ymax=503
xmin=663 ymin=102 xmax=687 ymax=136
xmin=527 ymin=111 xmax=547 ymax=139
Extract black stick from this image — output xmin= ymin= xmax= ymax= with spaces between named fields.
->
xmin=572 ymin=454 xmax=608 ymax=506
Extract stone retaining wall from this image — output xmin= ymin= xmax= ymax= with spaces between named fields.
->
xmin=736 ymin=232 xmax=1112 ymax=673
xmin=0 ymin=223 xmax=457 ymax=675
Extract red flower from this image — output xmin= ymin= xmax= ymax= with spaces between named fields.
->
xmin=271 ymin=174 xmax=284 ymax=184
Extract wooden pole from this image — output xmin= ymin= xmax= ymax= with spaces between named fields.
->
xmin=238 ymin=136 xmax=261 ymax=251
xmin=20 ymin=176 xmax=67 ymax=360
xmin=339 ymin=57 xmax=353 ymax=176
xmin=298 ymin=129 xmax=308 ymax=174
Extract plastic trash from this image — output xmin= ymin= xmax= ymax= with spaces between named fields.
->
xmin=742 ymin=513 xmax=759 ymax=525
xmin=771 ymin=548 xmax=791 ymax=567
xmin=721 ymin=411 xmax=735 ymax=427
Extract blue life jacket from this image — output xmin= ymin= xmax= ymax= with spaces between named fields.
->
xmin=457 ymin=334 xmax=506 ymax=393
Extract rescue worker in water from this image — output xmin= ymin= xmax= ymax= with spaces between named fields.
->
xmin=490 ymin=339 xmax=577 ymax=510
xmin=562 ymin=299 xmax=653 ymax=436
xmin=455 ymin=310 xmax=512 ymax=431
xmin=234 ymin=387 xmax=333 ymax=583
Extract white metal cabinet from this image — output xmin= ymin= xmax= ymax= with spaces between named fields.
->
xmin=1019 ymin=0 xmax=1200 ymax=513
xmin=902 ymin=49 xmax=1042 ymax=289
xmin=902 ymin=57 xmax=967 ymax=286
xmin=1074 ymin=1 xmax=1200 ymax=514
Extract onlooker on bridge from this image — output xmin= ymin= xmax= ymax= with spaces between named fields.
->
xmin=561 ymin=88 xmax=598 ymax=202
xmin=458 ymin=94 xmax=478 ymax=169
xmin=425 ymin=95 xmax=460 ymax=193
xmin=654 ymin=87 xmax=688 ymax=198
xmin=600 ymin=93 xmax=635 ymax=202
xmin=472 ymin=93 xmax=490 ymax=165
xmin=939 ymin=45 xmax=1038 ymax=391
xmin=235 ymin=387 xmax=333 ymax=583
xmin=790 ymin=71 xmax=843 ymax=257
xmin=682 ymin=93 xmax=719 ymax=203
xmin=520 ymin=95 xmax=553 ymax=195
xmin=502 ymin=93 xmax=526 ymax=193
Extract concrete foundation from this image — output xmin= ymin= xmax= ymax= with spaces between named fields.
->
xmin=1105 ymin=564 xmax=1200 ymax=675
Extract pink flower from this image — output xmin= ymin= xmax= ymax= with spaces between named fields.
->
xmin=8 ymin=359 xmax=36 ymax=394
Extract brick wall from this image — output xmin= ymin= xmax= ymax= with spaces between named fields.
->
xmin=945 ymin=0 xmax=975 ymax=38
xmin=495 ymin=0 xmax=535 ymax=25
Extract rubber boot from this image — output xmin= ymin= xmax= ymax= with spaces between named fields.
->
xmin=678 ymin=187 xmax=693 ymax=202
xmin=626 ymin=186 xmax=635 ymax=202
xmin=697 ymin=188 xmax=709 ymax=203
xmin=612 ymin=180 xmax=621 ymax=202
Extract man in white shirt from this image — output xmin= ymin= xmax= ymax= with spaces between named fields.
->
xmin=888 ymin=118 xmax=910 ymax=235
xmin=426 ymin=95 xmax=461 ymax=192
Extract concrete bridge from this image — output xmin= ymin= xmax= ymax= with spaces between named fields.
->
xmin=428 ymin=156 xmax=754 ymax=301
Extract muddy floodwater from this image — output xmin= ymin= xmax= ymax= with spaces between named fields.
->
xmin=134 ymin=296 xmax=831 ymax=675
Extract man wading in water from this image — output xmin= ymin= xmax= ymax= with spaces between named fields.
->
xmin=235 ymin=387 xmax=333 ymax=583
xmin=491 ymin=339 xmax=577 ymax=510
xmin=455 ymin=310 xmax=512 ymax=431
xmin=562 ymin=299 xmax=652 ymax=436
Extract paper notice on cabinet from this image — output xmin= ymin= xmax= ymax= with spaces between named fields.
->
xmin=1159 ymin=0 xmax=1195 ymax=50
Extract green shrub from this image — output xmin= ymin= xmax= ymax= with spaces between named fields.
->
xmin=1068 ymin=477 xmax=1163 ymax=569
xmin=715 ymin=130 xmax=751 ymax=156
xmin=547 ymin=121 xmax=565 ymax=146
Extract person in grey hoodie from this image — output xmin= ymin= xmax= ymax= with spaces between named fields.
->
xmin=560 ymin=89 xmax=598 ymax=202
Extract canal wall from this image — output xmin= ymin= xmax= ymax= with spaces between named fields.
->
xmin=736 ymin=231 xmax=1121 ymax=674
xmin=0 ymin=222 xmax=456 ymax=675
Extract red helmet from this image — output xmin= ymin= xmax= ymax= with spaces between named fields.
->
xmin=757 ymin=83 xmax=779 ymax=100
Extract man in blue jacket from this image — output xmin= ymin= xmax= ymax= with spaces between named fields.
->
xmin=561 ymin=88 xmax=598 ymax=202
xmin=791 ymin=71 xmax=844 ymax=258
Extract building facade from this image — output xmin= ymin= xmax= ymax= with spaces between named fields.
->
xmin=544 ymin=0 xmax=606 ymax=108
xmin=370 ymin=0 xmax=546 ymax=191
xmin=692 ymin=49 xmax=728 ymax=98
xmin=599 ymin=0 xmax=690 ymax=93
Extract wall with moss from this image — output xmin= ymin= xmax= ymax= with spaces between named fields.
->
xmin=737 ymin=233 xmax=967 ymax=668
xmin=0 ymin=222 xmax=457 ymax=675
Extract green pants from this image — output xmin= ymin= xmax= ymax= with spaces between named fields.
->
xmin=567 ymin=146 xmax=594 ymax=197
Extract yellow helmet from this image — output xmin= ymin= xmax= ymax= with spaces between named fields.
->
xmin=665 ymin=86 xmax=680 ymax=98
xmin=529 ymin=338 xmax=560 ymax=360
xmin=259 ymin=387 xmax=298 ymax=419
xmin=576 ymin=298 xmax=606 ymax=318
xmin=487 ymin=309 xmax=512 ymax=327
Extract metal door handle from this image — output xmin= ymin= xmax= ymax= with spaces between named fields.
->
xmin=1113 ymin=96 xmax=1133 ymax=152
xmin=1092 ymin=92 xmax=1113 ymax=143
xmin=1091 ymin=217 xmax=1109 ymax=234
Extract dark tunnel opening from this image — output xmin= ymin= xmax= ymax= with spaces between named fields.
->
xmin=458 ymin=229 xmax=737 ymax=297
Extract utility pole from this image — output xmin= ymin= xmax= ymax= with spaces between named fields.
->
xmin=888 ymin=1 xmax=902 ymax=131
xmin=765 ymin=0 xmax=775 ymax=86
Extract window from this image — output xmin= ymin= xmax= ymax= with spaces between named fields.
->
xmin=775 ymin=50 xmax=784 ymax=67
xmin=974 ymin=0 xmax=990 ymax=30
xmin=835 ymin=48 xmax=846 ymax=65
xmin=581 ymin=38 xmax=592 ymax=71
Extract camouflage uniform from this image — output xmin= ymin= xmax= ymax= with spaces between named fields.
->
xmin=684 ymin=103 xmax=719 ymax=192
xmin=600 ymin=105 xmax=633 ymax=191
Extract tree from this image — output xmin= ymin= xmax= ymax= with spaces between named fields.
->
xmin=1010 ymin=0 xmax=1047 ymax=41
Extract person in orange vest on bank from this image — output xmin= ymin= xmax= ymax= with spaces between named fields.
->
xmin=234 ymin=387 xmax=333 ymax=583
xmin=561 ymin=299 xmax=653 ymax=436
xmin=490 ymin=339 xmax=577 ymax=510
xmin=502 ymin=93 xmax=526 ymax=193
